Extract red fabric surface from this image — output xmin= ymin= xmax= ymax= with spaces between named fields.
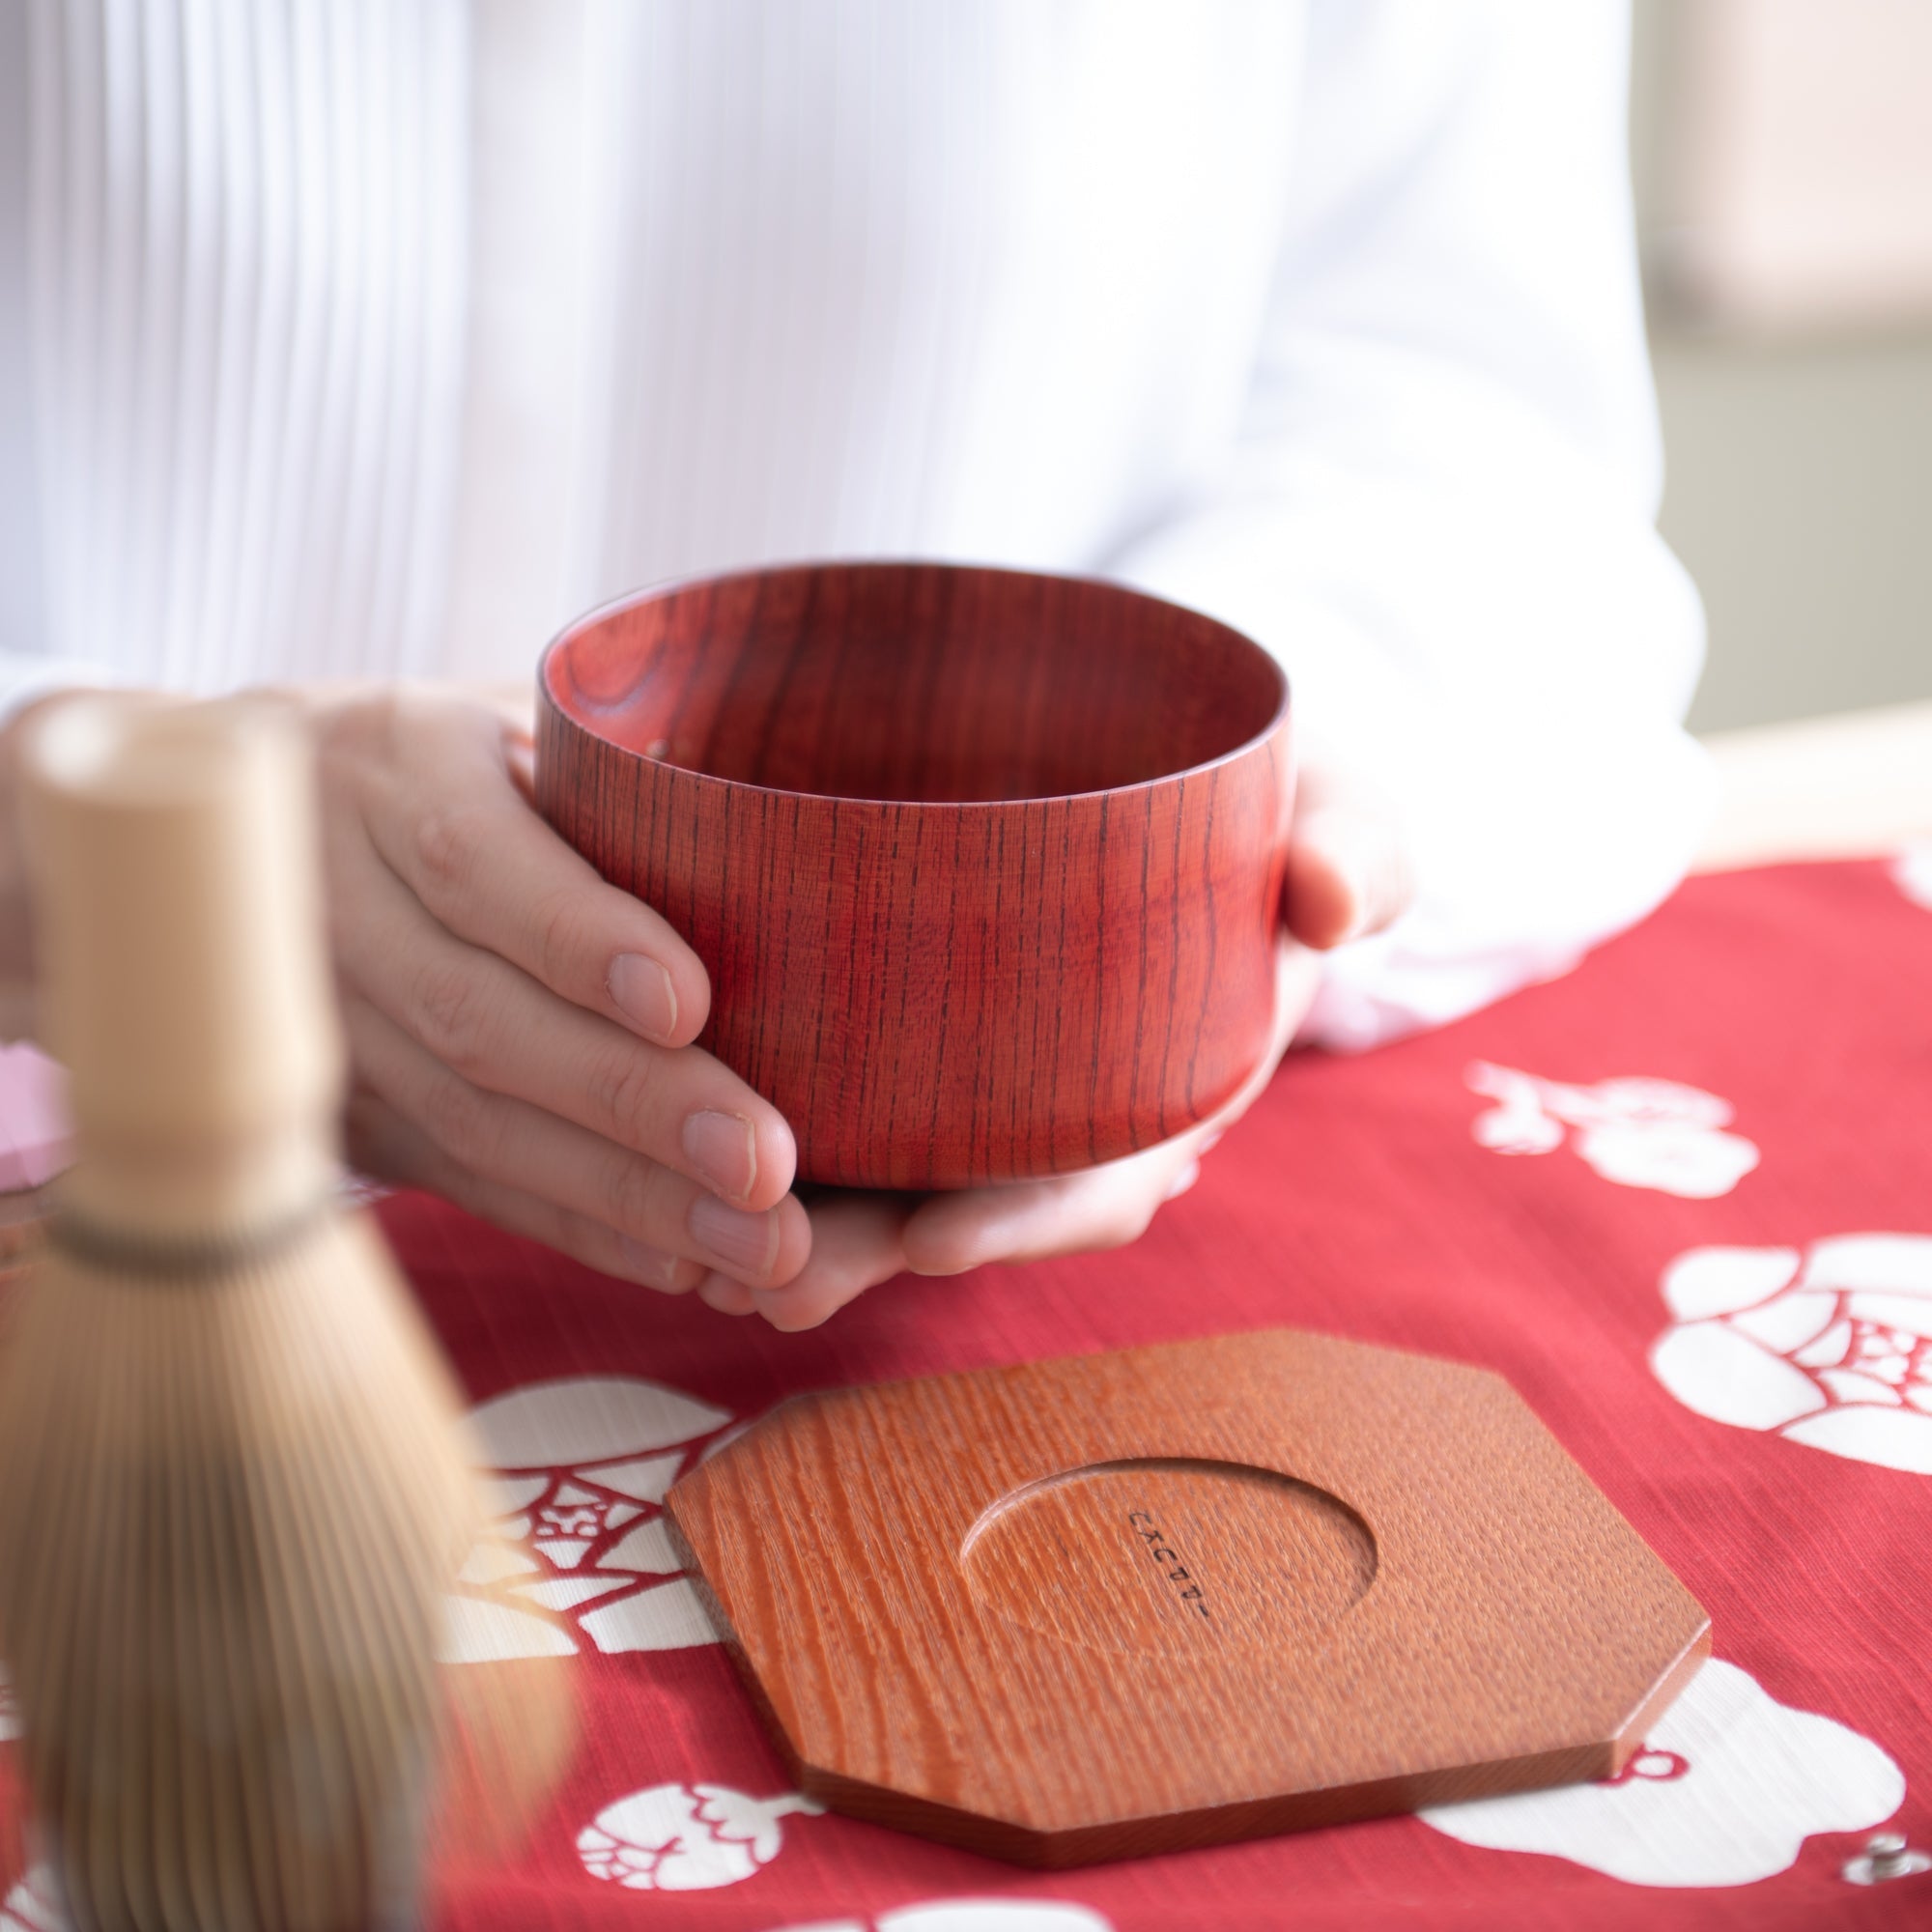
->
xmin=386 ymin=861 xmax=1932 ymax=1932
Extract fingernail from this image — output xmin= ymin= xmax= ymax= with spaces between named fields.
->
xmin=617 ymin=1236 xmax=683 ymax=1291
xmin=689 ymin=1193 xmax=778 ymax=1277
xmin=609 ymin=953 xmax=678 ymax=1041
xmin=682 ymin=1109 xmax=758 ymax=1203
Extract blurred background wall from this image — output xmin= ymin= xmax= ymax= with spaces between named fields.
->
xmin=1631 ymin=0 xmax=1932 ymax=731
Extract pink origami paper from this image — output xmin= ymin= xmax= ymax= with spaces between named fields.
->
xmin=0 ymin=1041 xmax=71 ymax=1192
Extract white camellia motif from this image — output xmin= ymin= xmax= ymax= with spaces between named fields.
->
xmin=1466 ymin=1063 xmax=1759 ymax=1199
xmin=1421 ymin=1659 xmax=1903 ymax=1886
xmin=440 ymin=1376 xmax=734 ymax=1662
xmin=759 ymin=1906 xmax=1113 ymax=1932
xmin=1650 ymin=1236 xmax=1932 ymax=1473
xmin=578 ymin=1782 xmax=823 ymax=1890
xmin=0 ymin=1868 xmax=62 ymax=1932
xmin=2 ymin=1846 xmax=1118 ymax=1926
xmin=1894 ymin=843 xmax=1932 ymax=911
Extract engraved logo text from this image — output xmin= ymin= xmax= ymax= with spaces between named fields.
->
xmin=1127 ymin=1510 xmax=1211 ymax=1620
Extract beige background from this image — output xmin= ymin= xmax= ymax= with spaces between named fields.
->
xmin=1632 ymin=0 xmax=1932 ymax=731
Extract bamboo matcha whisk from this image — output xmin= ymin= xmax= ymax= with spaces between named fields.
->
xmin=0 ymin=696 xmax=568 ymax=1931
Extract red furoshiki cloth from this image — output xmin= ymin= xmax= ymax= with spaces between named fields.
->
xmin=175 ymin=861 xmax=1932 ymax=1931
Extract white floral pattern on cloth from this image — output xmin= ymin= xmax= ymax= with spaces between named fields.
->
xmin=0 ymin=1867 xmax=63 ymax=1932
xmin=439 ymin=1376 xmax=733 ymax=1662
xmin=1465 ymin=1063 xmax=1759 ymax=1199
xmin=578 ymin=1783 xmax=823 ymax=1890
xmin=1650 ymin=1236 xmax=1932 ymax=1474
xmin=759 ymin=1906 xmax=1113 ymax=1932
xmin=1420 ymin=1659 xmax=1902 ymax=1886
xmin=1894 ymin=843 xmax=1932 ymax=911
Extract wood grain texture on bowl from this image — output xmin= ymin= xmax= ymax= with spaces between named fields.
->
xmin=538 ymin=562 xmax=1293 ymax=1189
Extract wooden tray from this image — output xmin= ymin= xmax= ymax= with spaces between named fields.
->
xmin=667 ymin=1329 xmax=1710 ymax=1867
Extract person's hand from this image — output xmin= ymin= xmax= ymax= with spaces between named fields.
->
xmin=696 ymin=752 xmax=1413 ymax=1329
xmin=298 ymin=684 xmax=811 ymax=1293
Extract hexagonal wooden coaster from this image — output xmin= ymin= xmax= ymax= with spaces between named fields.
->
xmin=666 ymin=1330 xmax=1710 ymax=1867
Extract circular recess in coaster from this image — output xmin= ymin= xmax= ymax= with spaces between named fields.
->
xmin=959 ymin=1457 xmax=1377 ymax=1658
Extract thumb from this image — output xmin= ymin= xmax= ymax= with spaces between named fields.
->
xmin=1282 ymin=786 xmax=1414 ymax=951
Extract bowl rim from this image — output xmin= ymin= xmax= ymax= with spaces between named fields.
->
xmin=538 ymin=557 xmax=1291 ymax=812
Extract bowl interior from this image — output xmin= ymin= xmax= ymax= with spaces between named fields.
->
xmin=544 ymin=563 xmax=1284 ymax=805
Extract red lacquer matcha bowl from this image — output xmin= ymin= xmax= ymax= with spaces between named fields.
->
xmin=536 ymin=561 xmax=1293 ymax=1189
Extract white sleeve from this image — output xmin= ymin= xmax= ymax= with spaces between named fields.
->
xmin=1109 ymin=0 xmax=1712 ymax=1052
xmin=0 ymin=2 xmax=53 ymax=717
xmin=0 ymin=3 xmax=119 ymax=722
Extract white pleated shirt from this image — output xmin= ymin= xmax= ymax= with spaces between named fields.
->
xmin=0 ymin=0 xmax=1712 ymax=1051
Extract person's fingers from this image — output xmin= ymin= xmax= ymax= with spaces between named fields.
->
xmin=329 ymin=693 xmax=715 ymax=1048
xmin=696 ymin=1273 xmax=758 ymax=1317
xmin=710 ymin=939 xmax=1318 ymax=1315
xmin=343 ymin=996 xmax=812 ymax=1289
xmin=903 ymin=937 xmax=1319 ymax=1278
xmin=330 ymin=827 xmax=795 ymax=1209
xmin=1283 ymin=807 xmax=1410 ymax=949
xmin=345 ymin=1091 xmax=708 ymax=1294
xmin=734 ymin=1192 xmax=915 ymax=1331
xmin=1245 ymin=931 xmax=1322 ymax=1082
xmin=1164 ymin=1157 xmax=1203 ymax=1202
xmin=900 ymin=1136 xmax=1197 ymax=1277
xmin=463 ymin=682 xmax=538 ymax=739
xmin=1281 ymin=764 xmax=1415 ymax=951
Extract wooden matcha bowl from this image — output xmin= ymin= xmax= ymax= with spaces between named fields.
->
xmin=537 ymin=561 xmax=1293 ymax=1189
